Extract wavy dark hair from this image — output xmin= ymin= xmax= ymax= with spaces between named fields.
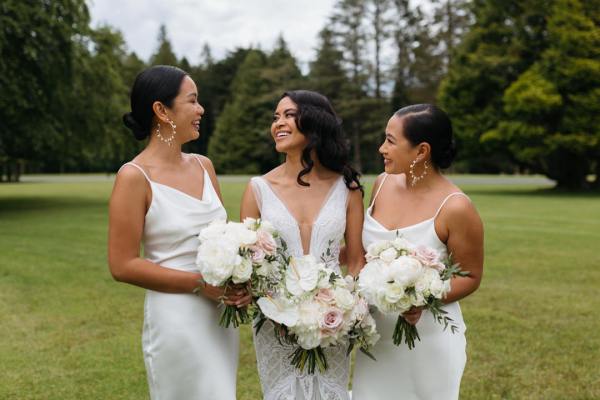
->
xmin=281 ymin=90 xmax=362 ymax=194
xmin=393 ymin=104 xmax=457 ymax=169
xmin=122 ymin=65 xmax=189 ymax=140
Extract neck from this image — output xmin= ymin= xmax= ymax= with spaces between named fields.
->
xmin=406 ymin=168 xmax=443 ymax=193
xmin=143 ymin=133 xmax=184 ymax=164
xmin=282 ymin=149 xmax=325 ymax=181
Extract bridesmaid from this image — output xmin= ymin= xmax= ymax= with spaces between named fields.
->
xmin=352 ymin=104 xmax=484 ymax=400
xmin=108 ymin=65 xmax=250 ymax=399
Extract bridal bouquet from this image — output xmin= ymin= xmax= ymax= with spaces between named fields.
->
xmin=196 ymin=218 xmax=287 ymax=328
xmin=256 ymin=255 xmax=379 ymax=374
xmin=358 ymin=237 xmax=468 ymax=349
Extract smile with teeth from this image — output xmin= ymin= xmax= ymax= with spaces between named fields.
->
xmin=276 ymin=131 xmax=291 ymax=138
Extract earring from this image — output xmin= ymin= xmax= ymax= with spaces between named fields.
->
xmin=409 ymin=159 xmax=429 ymax=187
xmin=156 ymin=119 xmax=177 ymax=146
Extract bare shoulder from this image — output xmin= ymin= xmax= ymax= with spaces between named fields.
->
xmin=115 ymin=163 xmax=148 ymax=187
xmin=440 ymin=190 xmax=481 ymax=226
xmin=192 ymin=154 xmax=215 ymax=171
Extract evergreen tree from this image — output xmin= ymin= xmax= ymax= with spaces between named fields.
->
xmin=439 ymin=0 xmax=549 ymax=173
xmin=487 ymin=0 xmax=600 ymax=188
xmin=309 ymin=27 xmax=350 ymax=105
xmin=150 ymin=25 xmax=178 ymax=66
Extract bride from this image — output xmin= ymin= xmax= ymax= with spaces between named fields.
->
xmin=240 ymin=90 xmax=365 ymax=400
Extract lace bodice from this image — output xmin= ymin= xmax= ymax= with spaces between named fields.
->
xmin=250 ymin=175 xmax=351 ymax=400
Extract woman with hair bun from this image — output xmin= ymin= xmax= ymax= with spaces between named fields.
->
xmin=108 ymin=65 xmax=250 ymax=399
xmin=240 ymin=90 xmax=365 ymax=400
xmin=351 ymin=104 xmax=484 ymax=400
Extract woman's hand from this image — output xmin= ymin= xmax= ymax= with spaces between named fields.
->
xmin=199 ymin=283 xmax=252 ymax=307
xmin=402 ymin=306 xmax=423 ymax=325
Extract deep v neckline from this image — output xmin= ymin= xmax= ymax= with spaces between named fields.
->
xmin=260 ymin=176 xmax=343 ymax=255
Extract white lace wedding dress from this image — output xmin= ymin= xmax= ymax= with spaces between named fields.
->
xmin=250 ymin=175 xmax=351 ymax=400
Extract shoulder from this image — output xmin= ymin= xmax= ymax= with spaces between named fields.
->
xmin=115 ymin=163 xmax=148 ymax=186
xmin=190 ymin=153 xmax=215 ymax=171
xmin=438 ymin=192 xmax=481 ymax=228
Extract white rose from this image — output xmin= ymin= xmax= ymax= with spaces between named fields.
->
xmin=392 ymin=237 xmax=411 ymax=251
xmin=429 ymin=275 xmax=446 ymax=298
xmin=296 ymin=328 xmax=321 ymax=350
xmin=333 ymin=287 xmax=355 ymax=310
xmin=232 ymin=257 xmax=253 ymax=283
xmin=379 ymin=247 xmax=398 ymax=264
xmin=383 ymin=283 xmax=405 ymax=304
xmin=242 ymin=217 xmax=258 ymax=229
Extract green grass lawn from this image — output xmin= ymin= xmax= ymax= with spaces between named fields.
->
xmin=1 ymin=178 xmax=599 ymax=399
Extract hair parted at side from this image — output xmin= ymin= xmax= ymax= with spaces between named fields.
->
xmin=122 ymin=65 xmax=189 ymax=140
xmin=394 ymin=104 xmax=457 ymax=169
xmin=281 ymin=90 xmax=363 ymax=194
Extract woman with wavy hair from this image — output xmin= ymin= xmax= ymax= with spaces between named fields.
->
xmin=240 ymin=90 xmax=365 ymax=400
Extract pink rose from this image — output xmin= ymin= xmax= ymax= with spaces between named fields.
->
xmin=320 ymin=308 xmax=344 ymax=334
xmin=250 ymin=245 xmax=266 ymax=263
xmin=413 ymin=245 xmax=444 ymax=271
xmin=315 ymin=288 xmax=335 ymax=304
xmin=353 ymin=297 xmax=369 ymax=322
xmin=256 ymin=230 xmax=277 ymax=255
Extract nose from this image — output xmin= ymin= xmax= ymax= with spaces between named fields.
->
xmin=379 ymin=141 xmax=386 ymax=154
xmin=198 ymin=104 xmax=205 ymax=116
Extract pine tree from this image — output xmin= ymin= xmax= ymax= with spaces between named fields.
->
xmin=150 ymin=25 xmax=178 ymax=66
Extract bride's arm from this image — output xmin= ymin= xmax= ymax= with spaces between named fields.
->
xmin=107 ymin=168 xmax=244 ymax=304
xmin=240 ymin=182 xmax=261 ymax=220
xmin=344 ymin=189 xmax=366 ymax=277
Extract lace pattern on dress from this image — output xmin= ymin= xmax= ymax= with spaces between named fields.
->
xmin=251 ymin=176 xmax=350 ymax=400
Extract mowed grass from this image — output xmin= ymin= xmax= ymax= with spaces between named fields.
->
xmin=1 ymin=178 xmax=599 ymax=399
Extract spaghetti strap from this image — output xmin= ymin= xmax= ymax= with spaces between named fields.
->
xmin=120 ymin=162 xmax=151 ymax=182
xmin=370 ymin=173 xmax=389 ymax=206
xmin=193 ymin=155 xmax=206 ymax=171
xmin=433 ymin=192 xmax=469 ymax=220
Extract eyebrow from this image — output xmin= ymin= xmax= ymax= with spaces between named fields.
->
xmin=274 ymin=108 xmax=297 ymax=115
xmin=186 ymin=92 xmax=197 ymax=98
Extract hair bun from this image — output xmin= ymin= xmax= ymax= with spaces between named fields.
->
xmin=122 ymin=112 xmax=148 ymax=140
xmin=436 ymin=139 xmax=457 ymax=169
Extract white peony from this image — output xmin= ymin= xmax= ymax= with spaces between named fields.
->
xmin=198 ymin=219 xmax=228 ymax=242
xmin=366 ymin=241 xmax=391 ymax=260
xmin=391 ymin=237 xmax=412 ymax=252
xmin=379 ymin=247 xmax=398 ymax=264
xmin=225 ymin=223 xmax=257 ymax=247
xmin=388 ymin=256 xmax=423 ymax=287
xmin=196 ymin=239 xmax=238 ymax=286
xmin=383 ymin=283 xmax=405 ymax=304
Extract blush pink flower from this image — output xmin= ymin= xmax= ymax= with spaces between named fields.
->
xmin=413 ymin=245 xmax=444 ymax=271
xmin=256 ymin=230 xmax=277 ymax=255
xmin=315 ymin=288 xmax=335 ymax=304
xmin=250 ymin=246 xmax=266 ymax=263
xmin=320 ymin=308 xmax=344 ymax=334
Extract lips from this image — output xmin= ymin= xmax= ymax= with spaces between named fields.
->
xmin=275 ymin=131 xmax=291 ymax=139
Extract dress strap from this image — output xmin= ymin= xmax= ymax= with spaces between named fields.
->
xmin=193 ymin=154 xmax=206 ymax=171
xmin=250 ymin=177 xmax=264 ymax=212
xmin=433 ymin=192 xmax=469 ymax=220
xmin=120 ymin=162 xmax=151 ymax=182
xmin=370 ymin=173 xmax=389 ymax=206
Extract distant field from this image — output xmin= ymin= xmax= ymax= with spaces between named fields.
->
xmin=1 ymin=176 xmax=598 ymax=399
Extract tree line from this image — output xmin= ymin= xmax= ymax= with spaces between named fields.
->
xmin=1 ymin=0 xmax=598 ymax=189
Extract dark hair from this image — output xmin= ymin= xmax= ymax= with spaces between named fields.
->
xmin=281 ymin=90 xmax=362 ymax=194
xmin=122 ymin=65 xmax=189 ymax=140
xmin=394 ymin=104 xmax=457 ymax=169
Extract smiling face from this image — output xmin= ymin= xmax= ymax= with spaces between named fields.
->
xmin=271 ymin=97 xmax=308 ymax=154
xmin=168 ymin=76 xmax=205 ymax=143
xmin=379 ymin=115 xmax=421 ymax=174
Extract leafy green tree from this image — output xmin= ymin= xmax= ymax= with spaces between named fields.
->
xmin=309 ymin=28 xmax=350 ymax=105
xmin=485 ymin=0 xmax=600 ymax=188
xmin=439 ymin=0 xmax=549 ymax=173
xmin=0 ymin=0 xmax=90 ymax=181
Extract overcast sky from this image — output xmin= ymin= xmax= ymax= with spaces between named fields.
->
xmin=88 ymin=0 xmax=337 ymax=69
